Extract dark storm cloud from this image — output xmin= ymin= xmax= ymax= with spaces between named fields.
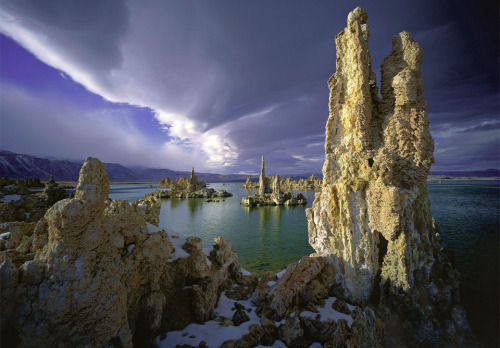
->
xmin=0 ymin=0 xmax=129 ymax=87
xmin=0 ymin=0 xmax=498 ymax=173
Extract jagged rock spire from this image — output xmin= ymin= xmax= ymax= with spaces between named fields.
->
xmin=74 ymin=157 xmax=109 ymax=206
xmin=306 ymin=7 xmax=472 ymax=344
xmin=258 ymin=156 xmax=267 ymax=195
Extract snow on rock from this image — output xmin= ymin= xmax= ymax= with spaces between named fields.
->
xmin=0 ymin=194 xmax=22 ymax=202
xmin=156 ymin=291 xmax=259 ymax=348
xmin=255 ymin=340 xmax=288 ymax=348
xmin=300 ymin=296 xmax=355 ymax=327
xmin=276 ymin=269 xmax=286 ymax=280
xmin=166 ymin=229 xmax=190 ymax=262
xmin=240 ymin=267 xmax=251 ymax=276
xmin=0 ymin=232 xmax=11 ymax=239
xmin=146 ymin=223 xmax=161 ymax=235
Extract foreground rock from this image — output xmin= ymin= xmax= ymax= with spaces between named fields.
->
xmin=242 ymin=157 xmax=307 ymax=206
xmin=0 ymin=157 xmax=250 ymax=347
xmin=306 ymin=7 xmax=476 ymax=346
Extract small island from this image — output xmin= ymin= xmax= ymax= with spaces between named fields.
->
xmin=241 ymin=157 xmax=307 ymax=206
xmin=149 ymin=167 xmax=232 ymax=199
xmin=242 ymin=173 xmax=322 ymax=191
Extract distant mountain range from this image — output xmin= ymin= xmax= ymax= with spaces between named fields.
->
xmin=429 ymin=169 xmax=500 ymax=178
xmin=0 ymin=150 xmax=320 ymax=182
xmin=1 ymin=150 xmax=497 ymax=182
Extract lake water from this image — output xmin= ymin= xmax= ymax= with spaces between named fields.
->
xmin=108 ymin=181 xmax=499 ymax=346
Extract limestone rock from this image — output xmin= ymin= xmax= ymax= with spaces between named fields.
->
xmin=306 ymin=7 xmax=476 ymax=346
xmin=74 ymin=157 xmax=109 ymax=204
xmin=280 ymin=174 xmax=322 ymax=192
xmin=269 ymin=257 xmax=325 ymax=317
xmin=133 ymin=195 xmax=161 ymax=226
xmin=241 ymin=175 xmax=258 ymax=189
xmin=232 ymin=302 xmax=250 ymax=326
xmin=157 ymin=167 xmax=207 ymax=195
xmin=258 ymin=156 xmax=271 ymax=195
xmin=242 ymin=159 xmax=307 ymax=206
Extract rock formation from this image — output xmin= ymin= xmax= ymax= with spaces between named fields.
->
xmin=280 ymin=174 xmax=322 ymax=192
xmin=154 ymin=167 xmax=231 ymax=199
xmin=242 ymin=159 xmax=307 ymax=206
xmin=0 ymin=157 xmax=250 ymax=347
xmin=271 ymin=174 xmax=281 ymax=195
xmin=258 ymin=156 xmax=271 ymax=195
xmin=149 ymin=187 xmax=232 ymax=199
xmin=241 ymin=175 xmax=258 ymax=189
xmin=158 ymin=167 xmax=206 ymax=193
xmin=306 ymin=7 xmax=475 ymax=346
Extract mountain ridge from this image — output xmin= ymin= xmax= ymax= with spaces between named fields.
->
xmin=0 ymin=150 xmax=322 ymax=182
xmin=1 ymin=150 xmax=497 ymax=182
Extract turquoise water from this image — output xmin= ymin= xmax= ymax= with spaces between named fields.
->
xmin=156 ymin=183 xmax=316 ymax=273
xmin=109 ymin=180 xmax=499 ymax=346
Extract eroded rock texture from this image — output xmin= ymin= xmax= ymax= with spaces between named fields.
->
xmin=306 ymin=7 xmax=475 ymax=346
xmin=0 ymin=157 xmax=250 ymax=348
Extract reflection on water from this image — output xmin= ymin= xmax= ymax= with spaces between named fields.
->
xmin=158 ymin=183 xmax=316 ymax=274
xmin=169 ymin=198 xmax=182 ymax=209
xmin=187 ymin=198 xmax=203 ymax=214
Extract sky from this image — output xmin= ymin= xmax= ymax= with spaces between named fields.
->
xmin=0 ymin=0 xmax=498 ymax=174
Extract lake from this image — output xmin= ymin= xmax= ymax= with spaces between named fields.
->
xmin=108 ymin=180 xmax=499 ymax=346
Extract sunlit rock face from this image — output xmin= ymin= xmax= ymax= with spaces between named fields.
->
xmin=307 ymin=7 xmax=475 ymax=345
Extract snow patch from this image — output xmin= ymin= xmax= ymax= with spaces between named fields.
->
xmin=299 ymin=296 xmax=354 ymax=327
xmin=0 ymin=194 xmax=22 ymax=202
xmin=203 ymin=247 xmax=213 ymax=267
xmin=74 ymin=258 xmax=84 ymax=276
xmin=0 ymin=232 xmax=11 ymax=239
xmin=166 ymin=229 xmax=190 ymax=262
xmin=156 ymin=291 xmax=259 ymax=347
xmin=255 ymin=340 xmax=288 ymax=348
xmin=276 ymin=269 xmax=286 ymax=279
xmin=267 ymin=281 xmax=276 ymax=287
xmin=240 ymin=267 xmax=251 ymax=276
xmin=127 ymin=244 xmax=135 ymax=253
xmin=25 ymin=212 xmax=31 ymax=220
xmin=274 ymin=319 xmax=286 ymax=326
xmin=146 ymin=223 xmax=161 ymax=235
